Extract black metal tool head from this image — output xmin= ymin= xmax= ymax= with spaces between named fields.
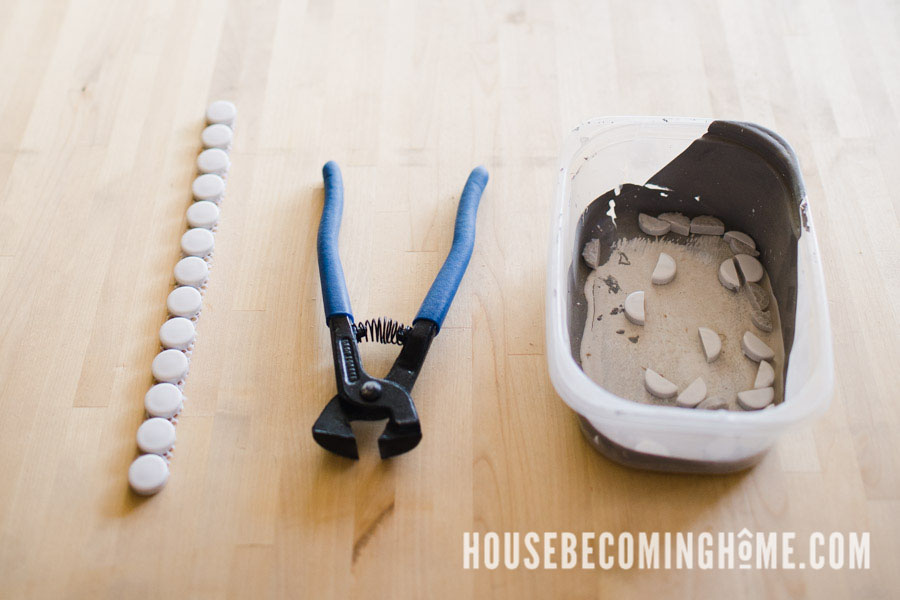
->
xmin=311 ymin=389 xmax=422 ymax=460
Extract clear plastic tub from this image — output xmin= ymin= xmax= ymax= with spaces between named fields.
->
xmin=545 ymin=117 xmax=834 ymax=473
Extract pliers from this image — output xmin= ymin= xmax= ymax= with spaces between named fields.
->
xmin=312 ymin=161 xmax=488 ymax=459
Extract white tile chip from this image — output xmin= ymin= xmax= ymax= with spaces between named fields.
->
xmin=166 ymin=286 xmax=202 ymax=318
xmin=181 ymin=228 xmax=215 ymax=257
xmin=136 ymin=417 xmax=177 ymax=455
xmin=718 ymin=258 xmax=740 ymax=291
xmin=754 ymin=360 xmax=775 ymax=389
xmin=676 ymin=377 xmax=707 ymax=408
xmin=151 ymin=349 xmax=189 ymax=383
xmin=690 ymin=215 xmax=724 ymax=235
xmin=144 ymin=383 xmax=183 ymax=419
xmin=658 ymin=212 xmax=690 ymax=236
xmin=205 ymin=100 xmax=237 ymax=127
xmin=582 ymin=238 xmax=600 ymax=268
xmin=697 ymin=397 xmax=728 ymax=410
xmin=751 ymin=309 xmax=773 ymax=333
xmin=191 ymin=173 xmax=225 ymax=202
xmin=734 ymin=253 xmax=764 ymax=283
xmin=638 ymin=213 xmax=671 ymax=236
xmin=698 ymin=327 xmax=722 ymax=363
xmin=737 ymin=387 xmax=774 ymax=410
xmin=724 ymin=230 xmax=759 ymax=257
xmin=723 ymin=230 xmax=756 ymax=249
xmin=173 ymin=256 xmax=209 ymax=288
xmin=159 ymin=317 xmax=196 ymax=350
xmin=128 ymin=454 xmax=169 ymax=495
xmin=650 ymin=252 xmax=676 ymax=285
xmin=196 ymin=148 xmax=230 ymax=176
xmin=201 ymin=123 xmax=233 ymax=150
xmin=745 ymin=281 xmax=770 ymax=311
xmin=644 ymin=368 xmax=677 ymax=399
xmin=741 ymin=331 xmax=775 ymax=362
xmin=624 ymin=290 xmax=645 ymax=325
xmin=186 ymin=200 xmax=220 ymax=229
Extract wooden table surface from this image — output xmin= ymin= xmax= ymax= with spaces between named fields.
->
xmin=1 ymin=0 xmax=897 ymax=597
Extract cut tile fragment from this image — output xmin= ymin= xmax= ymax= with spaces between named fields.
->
xmin=723 ymin=231 xmax=759 ymax=256
xmin=676 ymin=377 xmax=707 ymax=408
xmin=751 ymin=309 xmax=773 ymax=333
xmin=644 ymin=368 xmax=677 ymax=399
xmin=697 ymin=397 xmax=728 ymax=410
xmin=690 ymin=215 xmax=724 ymax=235
xmin=698 ymin=327 xmax=722 ymax=363
xmin=638 ymin=213 xmax=671 ymax=236
xmin=754 ymin=360 xmax=775 ymax=389
xmin=737 ymin=387 xmax=774 ymax=410
xmin=658 ymin=212 xmax=690 ymax=236
xmin=582 ymin=238 xmax=600 ymax=268
xmin=741 ymin=331 xmax=774 ymax=362
xmin=718 ymin=258 xmax=740 ymax=291
xmin=651 ymin=252 xmax=676 ymax=285
xmin=734 ymin=253 xmax=764 ymax=283
xmin=624 ymin=290 xmax=645 ymax=325
xmin=745 ymin=282 xmax=770 ymax=311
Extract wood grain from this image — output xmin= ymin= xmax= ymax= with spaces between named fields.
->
xmin=0 ymin=0 xmax=897 ymax=597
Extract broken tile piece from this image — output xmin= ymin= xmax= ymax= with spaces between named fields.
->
xmin=698 ymin=327 xmax=722 ymax=363
xmin=746 ymin=282 xmax=770 ymax=311
xmin=737 ymin=387 xmax=774 ymax=410
xmin=644 ymin=368 xmax=677 ymax=399
xmin=676 ymin=377 xmax=707 ymax=408
xmin=751 ymin=309 xmax=773 ymax=332
xmin=690 ymin=215 xmax=725 ymax=235
xmin=734 ymin=254 xmax=764 ymax=283
xmin=582 ymin=238 xmax=600 ymax=268
xmin=718 ymin=258 xmax=740 ymax=291
xmin=728 ymin=238 xmax=759 ymax=256
xmin=638 ymin=213 xmax=671 ymax=236
xmin=658 ymin=212 xmax=690 ymax=236
xmin=742 ymin=331 xmax=774 ymax=362
xmin=651 ymin=252 xmax=676 ymax=285
xmin=724 ymin=230 xmax=756 ymax=250
xmin=754 ymin=360 xmax=775 ymax=389
xmin=624 ymin=290 xmax=645 ymax=326
xmin=697 ymin=397 xmax=728 ymax=410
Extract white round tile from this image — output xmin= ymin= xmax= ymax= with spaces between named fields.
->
xmin=159 ymin=317 xmax=196 ymax=350
xmin=205 ymin=100 xmax=237 ymax=127
xmin=201 ymin=124 xmax=233 ymax=150
xmin=151 ymin=349 xmax=189 ymax=383
xmin=144 ymin=383 xmax=183 ymax=419
xmin=186 ymin=200 xmax=220 ymax=230
xmin=136 ymin=417 xmax=177 ymax=455
xmin=196 ymin=148 xmax=230 ymax=175
xmin=191 ymin=173 xmax=225 ymax=202
xmin=128 ymin=454 xmax=169 ymax=495
xmin=173 ymin=256 xmax=209 ymax=287
xmin=181 ymin=228 xmax=215 ymax=257
xmin=166 ymin=285 xmax=202 ymax=318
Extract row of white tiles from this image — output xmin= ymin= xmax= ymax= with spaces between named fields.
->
xmin=128 ymin=101 xmax=237 ymax=495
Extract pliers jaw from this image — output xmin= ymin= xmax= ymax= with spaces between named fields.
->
xmin=312 ymin=317 xmax=435 ymax=459
xmin=311 ymin=396 xmax=423 ymax=460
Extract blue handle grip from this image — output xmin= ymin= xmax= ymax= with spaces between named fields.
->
xmin=317 ymin=161 xmax=353 ymax=320
xmin=414 ymin=166 xmax=488 ymax=330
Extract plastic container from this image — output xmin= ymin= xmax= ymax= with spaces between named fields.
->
xmin=545 ymin=117 xmax=834 ymax=473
